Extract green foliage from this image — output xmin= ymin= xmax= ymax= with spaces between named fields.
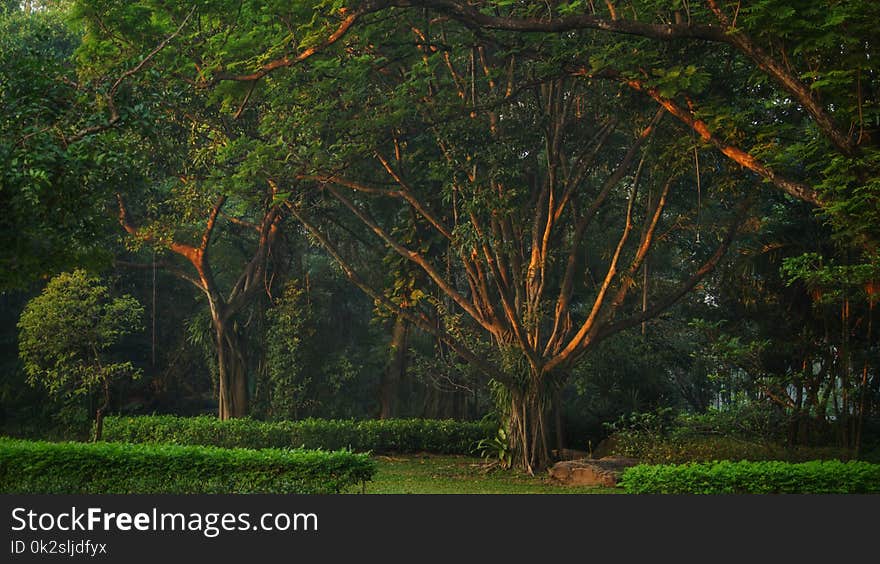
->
xmin=607 ymin=404 xmax=788 ymax=441
xmin=605 ymin=406 xmax=852 ymax=464
xmin=17 ymin=270 xmax=143 ymax=430
xmin=0 ymin=8 xmax=115 ymax=288
xmin=612 ymin=435 xmax=851 ymax=465
xmin=781 ymin=252 xmax=880 ymax=305
xmin=254 ymin=260 xmax=388 ymax=420
xmin=476 ymin=426 xmax=513 ymax=469
xmin=103 ymin=415 xmax=495 ymax=454
xmin=0 ymin=437 xmax=374 ymax=494
xmin=620 ymin=460 xmax=880 ymax=494
xmin=566 ymin=333 xmax=683 ymax=443
xmin=262 ymin=279 xmax=316 ymax=419
xmin=672 ymin=405 xmax=788 ymax=442
xmin=604 ymin=407 xmax=679 ymax=437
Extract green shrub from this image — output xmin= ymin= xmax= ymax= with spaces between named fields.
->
xmin=620 ymin=460 xmax=880 ymax=494
xmin=0 ymin=437 xmax=375 ymax=494
xmin=611 ymin=433 xmax=852 ymax=464
xmin=605 ymin=407 xmax=853 ymax=463
xmin=103 ymin=415 xmax=494 ymax=454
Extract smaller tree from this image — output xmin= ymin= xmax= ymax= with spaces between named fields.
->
xmin=18 ymin=269 xmax=143 ymax=440
xmin=262 ymin=280 xmax=316 ymax=420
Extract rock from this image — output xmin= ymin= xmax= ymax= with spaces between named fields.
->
xmin=548 ymin=456 xmax=640 ymax=487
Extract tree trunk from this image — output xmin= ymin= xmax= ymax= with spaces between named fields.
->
xmin=93 ymin=378 xmax=110 ymax=442
xmin=379 ymin=317 xmax=408 ymax=419
xmin=505 ymin=374 xmax=551 ymax=474
xmin=215 ymin=320 xmax=248 ymax=420
xmin=553 ymin=386 xmax=566 ymax=456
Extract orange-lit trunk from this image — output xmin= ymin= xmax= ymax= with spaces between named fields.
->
xmin=215 ymin=318 xmax=248 ymax=420
xmin=506 ymin=371 xmax=551 ymax=474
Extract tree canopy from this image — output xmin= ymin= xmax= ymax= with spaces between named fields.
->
xmin=1 ymin=0 xmax=877 ymax=470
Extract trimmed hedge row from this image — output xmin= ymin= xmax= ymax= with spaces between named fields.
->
xmin=610 ymin=434 xmax=853 ymax=464
xmin=103 ymin=415 xmax=494 ymax=454
xmin=0 ymin=438 xmax=375 ymax=494
xmin=619 ymin=460 xmax=880 ymax=494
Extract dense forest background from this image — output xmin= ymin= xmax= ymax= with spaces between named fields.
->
xmin=1 ymin=0 xmax=878 ymax=471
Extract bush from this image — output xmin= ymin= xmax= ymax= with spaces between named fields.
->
xmin=620 ymin=460 xmax=880 ymax=494
xmin=605 ymin=407 xmax=853 ymax=463
xmin=0 ymin=438 xmax=375 ymax=494
xmin=611 ymin=434 xmax=852 ymax=464
xmin=103 ymin=415 xmax=494 ymax=454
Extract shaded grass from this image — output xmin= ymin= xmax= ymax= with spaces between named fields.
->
xmin=360 ymin=454 xmax=620 ymax=494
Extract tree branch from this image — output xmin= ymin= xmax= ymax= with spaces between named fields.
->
xmin=589 ymin=199 xmax=749 ymax=349
xmin=286 ymin=201 xmax=509 ymax=383
xmin=545 ymin=152 xmax=642 ymax=371
xmin=546 ymin=109 xmax=662 ymax=353
xmin=113 ymin=258 xmax=202 ymax=290
xmin=322 ymin=182 xmax=500 ymax=336
xmin=387 ymin=0 xmax=727 ymax=41
xmin=200 ymin=8 xmax=366 ymax=87
xmin=389 ymin=0 xmax=855 ymax=157
xmin=621 ymin=76 xmax=822 ymax=205
xmin=68 ymin=7 xmax=195 ymax=143
xmin=201 ymin=196 xmax=227 ymax=251
xmin=703 ymin=0 xmax=854 ymax=156
xmin=115 ymin=192 xmax=203 ymax=266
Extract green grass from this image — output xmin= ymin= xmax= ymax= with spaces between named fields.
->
xmin=359 ymin=454 xmax=620 ymax=494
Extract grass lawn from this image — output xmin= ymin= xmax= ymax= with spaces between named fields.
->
xmin=359 ymin=454 xmax=620 ymax=494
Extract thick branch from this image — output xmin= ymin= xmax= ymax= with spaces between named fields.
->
xmin=704 ymin=0 xmax=854 ymax=156
xmin=547 ymin=109 xmax=662 ymax=352
xmin=599 ymin=172 xmax=675 ymax=325
xmin=115 ymin=192 xmax=203 ymax=267
xmin=375 ymin=153 xmax=455 ymax=240
xmin=545 ymin=156 xmax=641 ymax=371
xmin=225 ymin=204 xmax=283 ymax=317
xmin=221 ymin=212 xmax=260 ymax=233
xmin=201 ymin=9 xmax=365 ymax=86
xmin=623 ymin=77 xmax=822 ymax=205
xmin=390 ymin=0 xmax=854 ymax=157
xmin=201 ymin=196 xmax=227 ymax=251
xmin=387 ymin=0 xmax=727 ymax=41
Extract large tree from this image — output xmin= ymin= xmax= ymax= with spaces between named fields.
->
xmin=256 ymin=13 xmax=751 ymax=470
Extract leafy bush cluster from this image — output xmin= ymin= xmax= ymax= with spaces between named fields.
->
xmin=612 ymin=435 xmax=852 ymax=465
xmin=0 ymin=438 xmax=375 ymax=494
xmin=104 ymin=415 xmax=494 ymax=454
xmin=620 ymin=460 xmax=880 ymax=494
xmin=604 ymin=406 xmax=852 ymax=464
xmin=606 ymin=405 xmax=787 ymax=441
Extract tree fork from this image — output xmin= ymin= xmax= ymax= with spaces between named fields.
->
xmin=115 ymin=191 xmax=281 ymax=419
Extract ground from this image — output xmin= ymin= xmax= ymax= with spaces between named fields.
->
xmin=358 ymin=454 xmax=621 ymax=494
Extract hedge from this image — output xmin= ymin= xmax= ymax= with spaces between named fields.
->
xmin=103 ymin=415 xmax=494 ymax=454
xmin=609 ymin=434 xmax=853 ymax=464
xmin=0 ymin=438 xmax=375 ymax=494
xmin=619 ymin=460 xmax=880 ymax=494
